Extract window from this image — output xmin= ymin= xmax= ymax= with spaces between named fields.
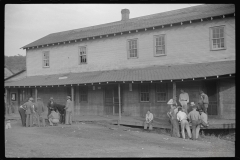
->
xmin=79 ymin=46 xmax=87 ymax=64
xmin=79 ymin=86 xmax=88 ymax=102
xmin=11 ymin=93 xmax=16 ymax=101
xmin=210 ymin=26 xmax=225 ymax=50
xmin=140 ymin=84 xmax=149 ymax=102
xmin=154 ymin=35 xmax=165 ymax=56
xmin=43 ymin=51 xmax=50 ymax=67
xmin=127 ymin=39 xmax=138 ymax=58
xmin=156 ymin=83 xmax=167 ymax=102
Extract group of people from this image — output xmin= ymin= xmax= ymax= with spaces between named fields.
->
xmin=167 ymin=89 xmax=209 ymax=140
xmin=18 ymin=95 xmax=74 ymax=127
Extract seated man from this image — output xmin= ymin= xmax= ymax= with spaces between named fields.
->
xmin=144 ymin=110 xmax=153 ymax=130
xmin=55 ymin=103 xmax=66 ymax=124
xmin=48 ymin=110 xmax=60 ymax=126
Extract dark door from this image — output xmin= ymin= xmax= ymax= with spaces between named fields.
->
xmin=204 ymin=81 xmax=217 ymax=115
xmin=104 ymin=85 xmax=122 ymax=115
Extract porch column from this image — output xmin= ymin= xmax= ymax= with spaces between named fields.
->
xmin=71 ymin=86 xmax=74 ymax=122
xmin=118 ymin=83 xmax=121 ymax=126
xmin=5 ymin=88 xmax=8 ymax=115
xmin=173 ymin=82 xmax=176 ymax=103
xmin=35 ymin=88 xmax=37 ymax=102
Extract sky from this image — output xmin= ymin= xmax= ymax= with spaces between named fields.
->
xmin=5 ymin=4 xmax=202 ymax=57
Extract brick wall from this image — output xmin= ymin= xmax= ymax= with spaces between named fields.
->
xmin=218 ymin=78 xmax=235 ymax=119
xmin=26 ymin=17 xmax=235 ymax=76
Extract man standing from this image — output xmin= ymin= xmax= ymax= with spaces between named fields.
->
xmin=23 ymin=97 xmax=34 ymax=127
xmin=188 ymin=103 xmax=201 ymax=140
xmin=65 ymin=96 xmax=73 ymax=125
xmin=199 ymin=90 xmax=209 ymax=114
xmin=35 ymin=98 xmax=45 ymax=127
xmin=18 ymin=103 xmax=27 ymax=127
xmin=179 ymin=89 xmax=189 ymax=114
xmin=177 ymin=107 xmax=192 ymax=140
xmin=144 ymin=110 xmax=154 ymax=130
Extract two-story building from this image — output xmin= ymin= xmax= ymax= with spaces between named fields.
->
xmin=5 ymin=4 xmax=235 ymax=127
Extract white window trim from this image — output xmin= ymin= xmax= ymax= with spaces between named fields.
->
xmin=153 ymin=34 xmax=167 ymax=57
xmin=210 ymin=25 xmax=226 ymax=51
xmin=42 ymin=51 xmax=50 ymax=68
xmin=127 ymin=38 xmax=139 ymax=59
xmin=78 ymin=46 xmax=88 ymax=65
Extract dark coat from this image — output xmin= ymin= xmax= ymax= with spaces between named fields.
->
xmin=55 ymin=103 xmax=65 ymax=115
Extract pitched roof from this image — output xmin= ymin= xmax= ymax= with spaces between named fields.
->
xmin=4 ymin=68 xmax=13 ymax=78
xmin=22 ymin=4 xmax=235 ymax=49
xmin=4 ymin=60 xmax=235 ymax=87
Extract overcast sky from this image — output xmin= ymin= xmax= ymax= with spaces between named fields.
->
xmin=5 ymin=4 xmax=202 ymax=57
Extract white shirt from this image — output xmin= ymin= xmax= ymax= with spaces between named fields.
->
xmin=179 ymin=92 xmax=189 ymax=103
xmin=146 ymin=112 xmax=153 ymax=122
xmin=177 ymin=111 xmax=187 ymax=121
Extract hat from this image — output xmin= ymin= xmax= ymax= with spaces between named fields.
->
xmin=67 ymin=96 xmax=71 ymax=99
xmin=190 ymin=102 xmax=195 ymax=106
xmin=50 ymin=97 xmax=54 ymax=100
xmin=167 ymin=99 xmax=174 ymax=105
xmin=29 ymin=97 xmax=34 ymax=101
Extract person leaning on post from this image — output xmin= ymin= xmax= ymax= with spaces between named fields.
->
xmin=199 ymin=90 xmax=209 ymax=114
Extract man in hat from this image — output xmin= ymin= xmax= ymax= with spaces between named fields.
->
xmin=22 ymin=97 xmax=35 ymax=127
xmin=199 ymin=90 xmax=209 ymax=114
xmin=65 ymin=96 xmax=74 ymax=125
xmin=179 ymin=89 xmax=189 ymax=114
xmin=144 ymin=110 xmax=154 ymax=130
xmin=47 ymin=97 xmax=56 ymax=117
xmin=177 ymin=107 xmax=192 ymax=140
xmin=187 ymin=102 xmax=201 ymax=140
xmin=35 ymin=97 xmax=45 ymax=127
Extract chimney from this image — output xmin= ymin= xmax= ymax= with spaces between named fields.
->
xmin=121 ymin=9 xmax=130 ymax=21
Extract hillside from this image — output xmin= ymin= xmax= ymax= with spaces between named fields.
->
xmin=5 ymin=55 xmax=26 ymax=73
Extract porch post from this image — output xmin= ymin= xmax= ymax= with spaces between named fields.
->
xmin=35 ymin=88 xmax=37 ymax=102
xmin=118 ymin=83 xmax=121 ymax=126
xmin=5 ymin=88 xmax=8 ymax=115
xmin=173 ymin=82 xmax=176 ymax=103
xmin=71 ymin=86 xmax=74 ymax=122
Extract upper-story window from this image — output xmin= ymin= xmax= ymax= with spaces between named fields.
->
xmin=127 ymin=39 xmax=138 ymax=59
xmin=43 ymin=51 xmax=50 ymax=68
xmin=79 ymin=46 xmax=87 ymax=64
xmin=154 ymin=35 xmax=166 ymax=56
xmin=210 ymin=26 xmax=226 ymax=50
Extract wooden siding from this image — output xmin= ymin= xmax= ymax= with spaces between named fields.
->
xmin=26 ymin=18 xmax=235 ymax=77
xmin=218 ymin=78 xmax=235 ymax=119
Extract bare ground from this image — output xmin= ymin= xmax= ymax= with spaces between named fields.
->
xmin=5 ymin=119 xmax=235 ymax=158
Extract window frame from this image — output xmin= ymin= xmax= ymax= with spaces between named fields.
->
xmin=153 ymin=34 xmax=166 ymax=57
xmin=155 ymin=83 xmax=168 ymax=102
xmin=210 ymin=25 xmax=226 ymax=51
xmin=42 ymin=51 xmax=50 ymax=68
xmin=139 ymin=84 xmax=150 ymax=102
xmin=127 ymin=38 xmax=139 ymax=59
xmin=78 ymin=46 xmax=88 ymax=65
xmin=79 ymin=86 xmax=88 ymax=103
xmin=11 ymin=93 xmax=16 ymax=101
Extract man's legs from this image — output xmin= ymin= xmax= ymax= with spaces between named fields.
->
xmin=26 ymin=114 xmax=30 ymax=127
xmin=180 ymin=121 xmax=186 ymax=139
xmin=203 ymin=104 xmax=208 ymax=114
xmin=65 ymin=111 xmax=69 ymax=124
xmin=69 ymin=111 xmax=72 ymax=125
xmin=49 ymin=118 xmax=53 ymax=126
xmin=191 ymin=120 xmax=197 ymax=140
xmin=185 ymin=122 xmax=192 ymax=139
xmin=196 ymin=125 xmax=201 ymax=139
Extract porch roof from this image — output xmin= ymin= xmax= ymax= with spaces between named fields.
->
xmin=4 ymin=60 xmax=235 ymax=87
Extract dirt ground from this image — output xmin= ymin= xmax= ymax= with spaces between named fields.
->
xmin=5 ymin=119 xmax=235 ymax=158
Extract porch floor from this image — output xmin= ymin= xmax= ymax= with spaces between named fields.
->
xmin=5 ymin=113 xmax=235 ymax=129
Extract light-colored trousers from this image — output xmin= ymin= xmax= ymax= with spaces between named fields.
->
xmin=180 ymin=101 xmax=188 ymax=114
xmin=65 ymin=111 xmax=72 ymax=124
xmin=37 ymin=113 xmax=46 ymax=127
xmin=49 ymin=118 xmax=59 ymax=125
xmin=180 ymin=119 xmax=192 ymax=139
xmin=144 ymin=121 xmax=153 ymax=130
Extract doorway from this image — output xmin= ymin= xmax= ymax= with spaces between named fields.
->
xmin=104 ymin=85 xmax=122 ymax=115
xmin=204 ymin=80 xmax=218 ymax=115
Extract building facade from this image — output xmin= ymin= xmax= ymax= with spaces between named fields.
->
xmin=5 ymin=4 xmax=235 ymax=121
